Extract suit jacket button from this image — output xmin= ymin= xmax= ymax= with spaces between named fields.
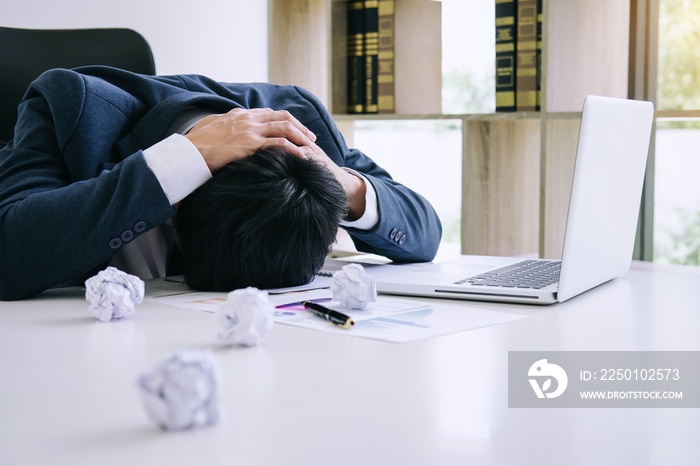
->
xmin=394 ymin=230 xmax=403 ymax=243
xmin=120 ymin=229 xmax=134 ymax=242
xmin=399 ymin=234 xmax=406 ymax=245
xmin=389 ymin=228 xmax=398 ymax=239
xmin=109 ymin=237 xmax=122 ymax=249
xmin=134 ymin=221 xmax=147 ymax=233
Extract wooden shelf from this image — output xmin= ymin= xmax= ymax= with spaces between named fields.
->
xmin=655 ymin=110 xmax=700 ymax=119
xmin=543 ymin=0 xmax=630 ymax=113
xmin=329 ymin=0 xmax=442 ymax=115
xmin=462 ymin=118 xmax=541 ymax=256
xmin=269 ymin=0 xmax=634 ymax=259
xmin=332 ymin=112 xmax=543 ymax=122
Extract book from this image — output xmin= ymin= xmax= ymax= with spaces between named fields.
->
xmin=363 ymin=1 xmax=379 ymax=113
xmin=495 ymin=0 xmax=517 ymax=112
xmin=516 ymin=0 xmax=537 ymax=111
xmin=339 ymin=0 xmax=440 ymax=116
xmin=347 ymin=0 xmax=365 ymax=113
xmin=377 ymin=0 xmax=395 ymax=114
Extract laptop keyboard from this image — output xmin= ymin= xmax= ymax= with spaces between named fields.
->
xmin=455 ymin=259 xmax=561 ymax=289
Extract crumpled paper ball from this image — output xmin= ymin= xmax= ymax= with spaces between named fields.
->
xmin=217 ymin=287 xmax=274 ymax=347
xmin=85 ymin=266 xmax=144 ymax=322
xmin=330 ymin=263 xmax=377 ymax=309
xmin=137 ymin=349 xmax=222 ymax=431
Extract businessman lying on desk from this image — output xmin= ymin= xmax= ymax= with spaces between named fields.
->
xmin=0 ymin=66 xmax=442 ymax=300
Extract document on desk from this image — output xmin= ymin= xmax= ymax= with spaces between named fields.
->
xmin=145 ymin=279 xmax=527 ymax=343
xmin=145 ymin=278 xmax=333 ymax=309
xmin=273 ymin=298 xmax=526 ymax=343
xmin=263 ymin=255 xmax=425 ymax=294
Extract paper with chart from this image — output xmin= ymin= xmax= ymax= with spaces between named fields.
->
xmin=145 ymin=279 xmax=527 ymax=343
xmin=273 ymin=297 xmax=526 ymax=343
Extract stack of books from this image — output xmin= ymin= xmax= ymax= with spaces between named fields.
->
xmin=347 ymin=0 xmax=396 ymax=114
xmin=343 ymin=0 xmax=441 ymax=116
xmin=495 ymin=0 xmax=542 ymax=112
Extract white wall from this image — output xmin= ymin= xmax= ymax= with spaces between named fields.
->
xmin=0 ymin=0 xmax=269 ymax=83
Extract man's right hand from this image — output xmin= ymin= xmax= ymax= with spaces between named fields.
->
xmin=184 ymin=108 xmax=317 ymax=173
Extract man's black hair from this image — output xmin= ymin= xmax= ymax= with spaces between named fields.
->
xmin=173 ymin=145 xmax=348 ymax=292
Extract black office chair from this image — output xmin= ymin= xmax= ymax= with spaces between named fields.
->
xmin=0 ymin=26 xmax=156 ymax=146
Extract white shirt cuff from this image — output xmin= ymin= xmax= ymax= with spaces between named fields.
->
xmin=143 ymin=134 xmax=212 ymax=205
xmin=339 ymin=169 xmax=379 ymax=230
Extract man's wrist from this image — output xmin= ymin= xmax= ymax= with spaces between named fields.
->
xmin=342 ymin=169 xmax=366 ymax=220
xmin=143 ymin=134 xmax=212 ymax=205
xmin=340 ymin=169 xmax=378 ymax=230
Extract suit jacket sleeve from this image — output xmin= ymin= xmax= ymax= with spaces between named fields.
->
xmin=149 ymin=75 xmax=442 ymax=263
xmin=0 ymin=69 xmax=175 ymax=300
xmin=292 ymin=86 xmax=442 ymax=263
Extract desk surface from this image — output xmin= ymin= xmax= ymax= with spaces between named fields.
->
xmin=1 ymin=261 xmax=700 ymax=466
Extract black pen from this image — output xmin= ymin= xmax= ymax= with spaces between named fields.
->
xmin=302 ymin=301 xmax=355 ymax=329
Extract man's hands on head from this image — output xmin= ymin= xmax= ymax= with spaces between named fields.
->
xmin=184 ymin=108 xmax=317 ymax=173
xmin=185 ymin=107 xmax=367 ymax=220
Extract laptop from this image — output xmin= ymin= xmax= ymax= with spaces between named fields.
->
xmin=376 ymin=95 xmax=654 ymax=305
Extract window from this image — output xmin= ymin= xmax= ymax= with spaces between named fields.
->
xmin=652 ymin=0 xmax=700 ymax=265
xmin=353 ymin=119 xmax=463 ymax=258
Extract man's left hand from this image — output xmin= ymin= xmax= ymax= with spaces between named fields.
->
xmin=304 ymin=143 xmax=366 ymax=221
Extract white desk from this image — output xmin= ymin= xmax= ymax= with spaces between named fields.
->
xmin=1 ymin=261 xmax=699 ymax=466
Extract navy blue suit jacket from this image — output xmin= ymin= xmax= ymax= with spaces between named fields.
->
xmin=0 ymin=66 xmax=441 ymax=300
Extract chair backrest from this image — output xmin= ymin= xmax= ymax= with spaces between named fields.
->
xmin=0 ymin=27 xmax=156 ymax=146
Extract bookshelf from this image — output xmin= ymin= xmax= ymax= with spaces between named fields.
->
xmin=268 ymin=0 xmax=632 ymax=260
